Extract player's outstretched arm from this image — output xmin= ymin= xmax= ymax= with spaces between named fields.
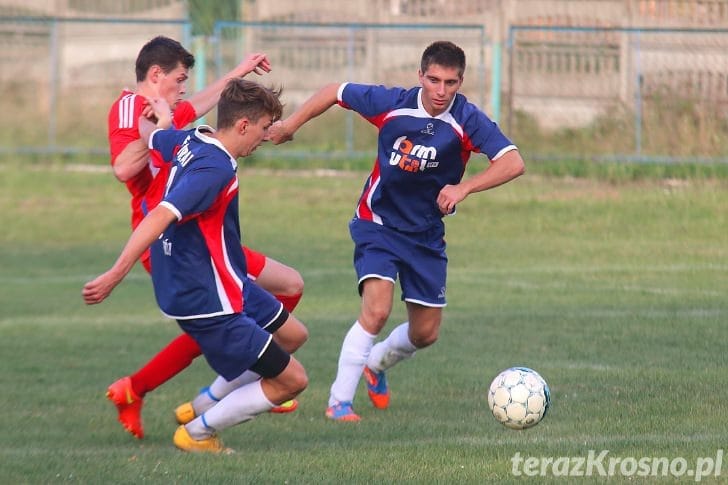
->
xmin=436 ymin=149 xmax=525 ymax=215
xmin=82 ymin=205 xmax=177 ymax=305
xmin=267 ymin=83 xmax=341 ymax=145
xmin=187 ymin=52 xmax=272 ymax=119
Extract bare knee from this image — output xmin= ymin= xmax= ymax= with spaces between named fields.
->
xmin=285 ymin=358 xmax=308 ymax=395
xmin=411 ymin=331 xmax=439 ymax=349
xmin=273 ymin=318 xmax=309 ymax=353
xmin=282 ymin=269 xmax=304 ymax=297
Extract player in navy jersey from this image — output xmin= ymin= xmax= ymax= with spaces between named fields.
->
xmin=84 ymin=79 xmax=307 ymax=453
xmin=269 ymin=41 xmax=525 ymax=421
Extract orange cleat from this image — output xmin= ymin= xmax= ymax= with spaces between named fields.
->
xmin=106 ymin=376 xmax=144 ymax=439
xmin=270 ymin=399 xmax=299 ymax=414
xmin=363 ymin=367 xmax=390 ymax=409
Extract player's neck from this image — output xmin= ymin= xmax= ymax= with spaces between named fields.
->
xmin=135 ymin=81 xmax=159 ymax=99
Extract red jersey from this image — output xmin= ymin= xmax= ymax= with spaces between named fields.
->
xmin=107 ymin=90 xmax=197 ymax=229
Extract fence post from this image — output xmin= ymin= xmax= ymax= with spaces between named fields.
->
xmin=490 ymin=39 xmax=502 ymax=123
xmin=193 ymin=35 xmax=207 ymax=125
xmin=49 ymin=18 xmax=59 ymax=150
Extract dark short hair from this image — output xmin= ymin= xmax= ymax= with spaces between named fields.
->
xmin=135 ymin=36 xmax=195 ymax=82
xmin=216 ymin=78 xmax=283 ymax=129
xmin=420 ymin=41 xmax=466 ymax=78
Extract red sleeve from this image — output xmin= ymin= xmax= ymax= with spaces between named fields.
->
xmin=172 ymin=100 xmax=197 ymax=129
xmin=108 ymin=91 xmax=145 ymax=165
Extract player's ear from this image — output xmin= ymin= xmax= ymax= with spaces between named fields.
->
xmin=237 ymin=118 xmax=249 ymax=135
xmin=148 ymin=65 xmax=163 ymax=83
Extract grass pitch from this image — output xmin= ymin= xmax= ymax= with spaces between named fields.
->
xmin=0 ymin=162 xmax=726 ymax=483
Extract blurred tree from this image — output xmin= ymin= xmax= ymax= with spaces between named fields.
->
xmin=187 ymin=0 xmax=239 ymax=36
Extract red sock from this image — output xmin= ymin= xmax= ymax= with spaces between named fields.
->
xmin=130 ymin=333 xmax=202 ymax=397
xmin=276 ymin=292 xmax=303 ymax=312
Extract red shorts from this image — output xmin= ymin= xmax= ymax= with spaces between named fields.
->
xmin=243 ymin=246 xmax=267 ymax=279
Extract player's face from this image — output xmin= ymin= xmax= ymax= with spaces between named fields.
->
xmin=242 ymin=114 xmax=274 ymax=156
xmin=158 ymin=63 xmax=189 ymax=109
xmin=418 ymin=64 xmax=463 ymax=117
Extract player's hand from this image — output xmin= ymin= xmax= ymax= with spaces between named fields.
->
xmin=437 ymin=184 xmax=466 ymax=215
xmin=82 ymin=270 xmax=122 ymax=305
xmin=142 ymin=97 xmax=172 ymax=128
xmin=267 ymin=120 xmax=294 ymax=145
xmin=238 ymin=53 xmax=272 ymax=77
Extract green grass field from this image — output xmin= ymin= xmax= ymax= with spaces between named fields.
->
xmin=0 ymin=161 xmax=726 ymax=483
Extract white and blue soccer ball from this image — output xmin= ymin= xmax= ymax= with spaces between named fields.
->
xmin=487 ymin=366 xmax=551 ymax=430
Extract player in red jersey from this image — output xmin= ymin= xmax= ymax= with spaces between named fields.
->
xmin=105 ymin=36 xmax=304 ymax=439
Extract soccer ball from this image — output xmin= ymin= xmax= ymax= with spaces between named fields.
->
xmin=487 ymin=367 xmax=551 ymax=430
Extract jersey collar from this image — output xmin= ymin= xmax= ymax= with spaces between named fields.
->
xmin=417 ymin=88 xmax=457 ymax=119
xmin=193 ymin=125 xmax=237 ymax=170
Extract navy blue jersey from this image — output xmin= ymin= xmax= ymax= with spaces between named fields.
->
xmin=148 ymin=126 xmax=247 ymax=319
xmin=338 ymin=83 xmax=517 ymax=232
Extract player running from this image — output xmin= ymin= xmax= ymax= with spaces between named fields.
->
xmin=269 ymin=41 xmax=525 ymax=421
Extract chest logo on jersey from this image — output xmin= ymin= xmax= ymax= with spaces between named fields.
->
xmin=388 ymin=136 xmax=439 ymax=172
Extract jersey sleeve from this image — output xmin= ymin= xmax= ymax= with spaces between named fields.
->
xmin=162 ymin=164 xmax=232 ymax=221
xmin=108 ymin=93 xmax=145 ymax=164
xmin=339 ymin=83 xmax=407 ymax=119
xmin=172 ymin=100 xmax=197 ymax=129
xmin=461 ymin=103 xmax=517 ymax=161
xmin=149 ymin=128 xmax=191 ymax=164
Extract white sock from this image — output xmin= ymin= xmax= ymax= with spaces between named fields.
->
xmin=188 ymin=380 xmax=274 ymax=438
xmin=192 ymin=371 xmax=262 ymax=415
xmin=328 ymin=321 xmax=376 ymax=407
xmin=367 ymin=322 xmax=417 ymax=372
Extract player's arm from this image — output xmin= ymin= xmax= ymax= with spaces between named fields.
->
xmin=112 ymin=98 xmax=173 ymax=182
xmin=436 ymin=149 xmax=525 ymax=215
xmin=82 ymin=205 xmax=177 ymax=305
xmin=267 ymin=83 xmax=341 ymax=144
xmin=187 ymin=53 xmax=272 ymax=119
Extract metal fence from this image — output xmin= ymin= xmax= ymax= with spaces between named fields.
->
xmin=507 ymin=25 xmax=728 ymax=163
xmin=0 ymin=16 xmax=486 ymax=161
xmin=1 ymin=15 xmax=727 ymax=163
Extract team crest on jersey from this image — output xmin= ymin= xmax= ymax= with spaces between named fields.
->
xmin=389 ymin=135 xmax=439 ymax=172
xmin=420 ymin=122 xmax=435 ymax=135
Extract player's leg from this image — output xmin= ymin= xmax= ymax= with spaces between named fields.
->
xmin=363 ymin=222 xmax=447 ymax=410
xmin=175 ymin=313 xmax=307 ymax=422
xmin=363 ymin=305 xmax=442 ymax=409
xmin=174 ymin=315 xmax=307 ymax=453
xmin=176 ymin=282 xmax=308 ymax=422
xmin=326 ymin=277 xmax=394 ymax=421
xmin=177 ymin=355 xmax=307 ymax=453
xmin=106 ymin=252 xmax=203 ymax=439
xmin=244 ymin=246 xmax=304 ymax=312
xmin=326 ymin=219 xmax=399 ymax=421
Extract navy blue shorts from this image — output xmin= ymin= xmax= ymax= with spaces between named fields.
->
xmin=178 ymin=312 xmax=278 ymax=381
xmin=244 ymin=280 xmax=288 ymax=333
xmin=349 ymin=218 xmax=448 ymax=307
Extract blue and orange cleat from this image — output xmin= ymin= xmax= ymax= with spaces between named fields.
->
xmin=325 ymin=401 xmax=361 ymax=422
xmin=363 ymin=367 xmax=390 ymax=409
xmin=106 ymin=376 xmax=144 ymax=439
